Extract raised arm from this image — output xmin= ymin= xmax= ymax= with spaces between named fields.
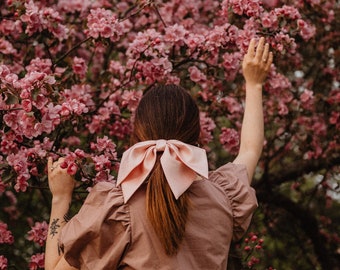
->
xmin=233 ymin=37 xmax=273 ymax=181
xmin=45 ymin=157 xmax=78 ymax=270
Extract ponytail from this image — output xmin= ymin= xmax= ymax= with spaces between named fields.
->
xmin=146 ymin=158 xmax=190 ymax=256
xmin=132 ymin=84 xmax=200 ymax=255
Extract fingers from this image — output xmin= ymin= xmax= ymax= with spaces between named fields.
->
xmin=48 ymin=157 xmax=53 ymax=171
xmin=265 ymin=51 xmax=273 ymax=70
xmin=247 ymin=37 xmax=271 ymax=62
xmin=246 ymin=38 xmax=256 ymax=57
xmin=255 ymin=37 xmax=265 ymax=61
xmin=48 ymin=157 xmax=65 ymax=173
xmin=262 ymin=42 xmax=269 ymax=62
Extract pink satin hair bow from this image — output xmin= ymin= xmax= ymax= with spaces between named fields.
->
xmin=117 ymin=139 xmax=209 ymax=203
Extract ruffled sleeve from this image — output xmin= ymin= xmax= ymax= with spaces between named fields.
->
xmin=58 ymin=181 xmax=131 ymax=269
xmin=209 ymin=163 xmax=258 ymax=241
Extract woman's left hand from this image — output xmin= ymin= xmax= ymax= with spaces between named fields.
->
xmin=48 ymin=157 xmax=75 ymax=199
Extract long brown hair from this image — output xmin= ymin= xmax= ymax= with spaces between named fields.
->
xmin=131 ymin=84 xmax=200 ymax=255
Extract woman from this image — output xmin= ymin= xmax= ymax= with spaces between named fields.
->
xmin=45 ymin=37 xmax=273 ymax=269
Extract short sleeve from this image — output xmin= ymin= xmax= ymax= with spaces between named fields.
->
xmin=209 ymin=163 xmax=258 ymax=241
xmin=59 ymin=181 xmax=131 ymax=269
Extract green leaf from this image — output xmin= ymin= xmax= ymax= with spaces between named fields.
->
xmin=5 ymin=94 xmax=19 ymax=105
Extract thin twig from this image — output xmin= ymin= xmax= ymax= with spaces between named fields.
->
xmin=152 ymin=2 xmax=167 ymax=28
xmin=53 ymin=37 xmax=92 ymax=67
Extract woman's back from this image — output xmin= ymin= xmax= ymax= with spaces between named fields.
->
xmin=59 ymin=163 xmax=257 ymax=270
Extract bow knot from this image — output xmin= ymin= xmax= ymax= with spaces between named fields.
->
xmin=155 ymin=139 xmax=167 ymax=152
xmin=117 ymin=139 xmax=209 ymax=203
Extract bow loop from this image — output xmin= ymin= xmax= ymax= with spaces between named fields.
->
xmin=117 ymin=140 xmax=208 ymax=203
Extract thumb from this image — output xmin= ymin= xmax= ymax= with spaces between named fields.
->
xmin=48 ymin=157 xmax=53 ymax=172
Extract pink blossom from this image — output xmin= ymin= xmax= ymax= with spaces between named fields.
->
xmin=33 ymin=94 xmax=49 ymax=110
xmin=300 ymin=89 xmax=314 ymax=103
xmin=220 ymin=96 xmax=243 ymax=114
xmin=244 ymin=0 xmax=263 ymax=17
xmin=0 ymin=64 xmax=11 ymax=79
xmin=126 ymin=30 xmax=157 ymax=57
xmin=0 ymin=222 xmax=14 ymax=244
xmin=67 ymin=163 xmax=79 ymax=175
xmin=189 ymin=66 xmax=207 ymax=83
xmin=121 ymin=90 xmax=143 ymax=112
xmin=60 ymin=156 xmax=78 ymax=175
xmin=21 ymin=0 xmax=68 ymax=40
xmin=29 ymin=253 xmax=44 ymax=270
xmin=185 ymin=33 xmax=205 ymax=52
xmin=86 ymin=115 xmax=103 ymax=134
xmin=92 ymin=155 xmax=111 ymax=171
xmin=219 ymin=127 xmax=240 ymax=155
xmin=27 ymin=221 xmax=48 ymax=246
xmin=22 ymin=99 xmax=33 ymax=112
xmin=60 ymin=99 xmax=88 ymax=116
xmin=166 ymin=75 xmax=181 ymax=85
xmin=62 ymin=84 xmax=95 ymax=108
xmin=261 ymin=11 xmax=278 ymax=29
xmin=86 ymin=8 xmax=125 ymax=41
xmin=268 ymin=71 xmax=292 ymax=93
xmin=199 ymin=112 xmax=216 ymax=144
xmin=274 ymin=5 xmax=301 ymax=20
xmin=312 ymin=117 xmax=327 ymax=136
xmin=4 ymin=110 xmax=41 ymax=138
xmin=40 ymin=103 xmax=62 ymax=134
xmin=205 ymin=25 xmax=230 ymax=51
xmin=223 ymin=0 xmax=262 ymax=17
xmin=14 ymin=173 xmax=30 ymax=192
xmin=222 ymin=52 xmax=242 ymax=81
xmin=95 ymin=170 xmax=114 ymax=183
xmin=0 ymin=256 xmax=8 ymax=270
xmin=90 ymin=136 xmax=117 ymax=159
xmin=74 ymin=149 xmax=86 ymax=158
xmin=0 ymin=19 xmax=23 ymax=39
xmin=164 ymin=24 xmax=188 ymax=43
xmin=7 ymin=153 xmax=28 ymax=174
xmin=26 ymin=58 xmax=52 ymax=74
xmin=297 ymin=19 xmax=316 ymax=40
xmin=109 ymin=118 xmax=132 ymax=139
xmin=0 ymin=131 xmax=20 ymax=156
xmin=278 ymin=101 xmax=289 ymax=115
xmin=15 ymin=71 xmax=55 ymax=93
xmin=57 ymin=0 xmax=91 ymax=14
xmin=0 ymin=38 xmax=17 ymax=55
xmin=72 ymin=57 xmax=88 ymax=79
xmin=262 ymin=0 xmax=279 ymax=8
xmin=135 ymin=59 xmax=173 ymax=83
xmin=329 ymin=111 xmax=339 ymax=125
xmin=62 ymin=136 xmax=81 ymax=146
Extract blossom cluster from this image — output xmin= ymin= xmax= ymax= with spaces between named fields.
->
xmin=0 ymin=222 xmax=14 ymax=244
xmin=27 ymin=221 xmax=48 ymax=247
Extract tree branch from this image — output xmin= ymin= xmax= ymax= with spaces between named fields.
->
xmin=257 ymin=190 xmax=340 ymax=269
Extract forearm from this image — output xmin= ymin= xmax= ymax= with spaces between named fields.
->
xmin=234 ymin=82 xmax=264 ymax=179
xmin=45 ymin=196 xmax=71 ymax=270
xmin=240 ymin=82 xmax=264 ymax=157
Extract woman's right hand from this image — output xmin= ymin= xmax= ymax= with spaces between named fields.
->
xmin=242 ymin=37 xmax=273 ymax=86
xmin=48 ymin=157 xmax=75 ymax=200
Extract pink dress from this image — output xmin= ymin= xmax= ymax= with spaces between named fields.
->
xmin=59 ymin=163 xmax=257 ymax=269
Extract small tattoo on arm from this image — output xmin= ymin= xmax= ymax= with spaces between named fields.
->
xmin=49 ymin=218 xmax=60 ymax=237
xmin=63 ymin=203 xmax=72 ymax=223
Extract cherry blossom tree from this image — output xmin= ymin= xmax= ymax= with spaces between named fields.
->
xmin=0 ymin=0 xmax=339 ymax=269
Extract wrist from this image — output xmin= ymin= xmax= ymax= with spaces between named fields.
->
xmin=245 ymin=82 xmax=263 ymax=90
xmin=51 ymin=195 xmax=72 ymax=205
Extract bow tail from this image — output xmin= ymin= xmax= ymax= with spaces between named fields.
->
xmin=160 ymin=152 xmax=197 ymax=199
